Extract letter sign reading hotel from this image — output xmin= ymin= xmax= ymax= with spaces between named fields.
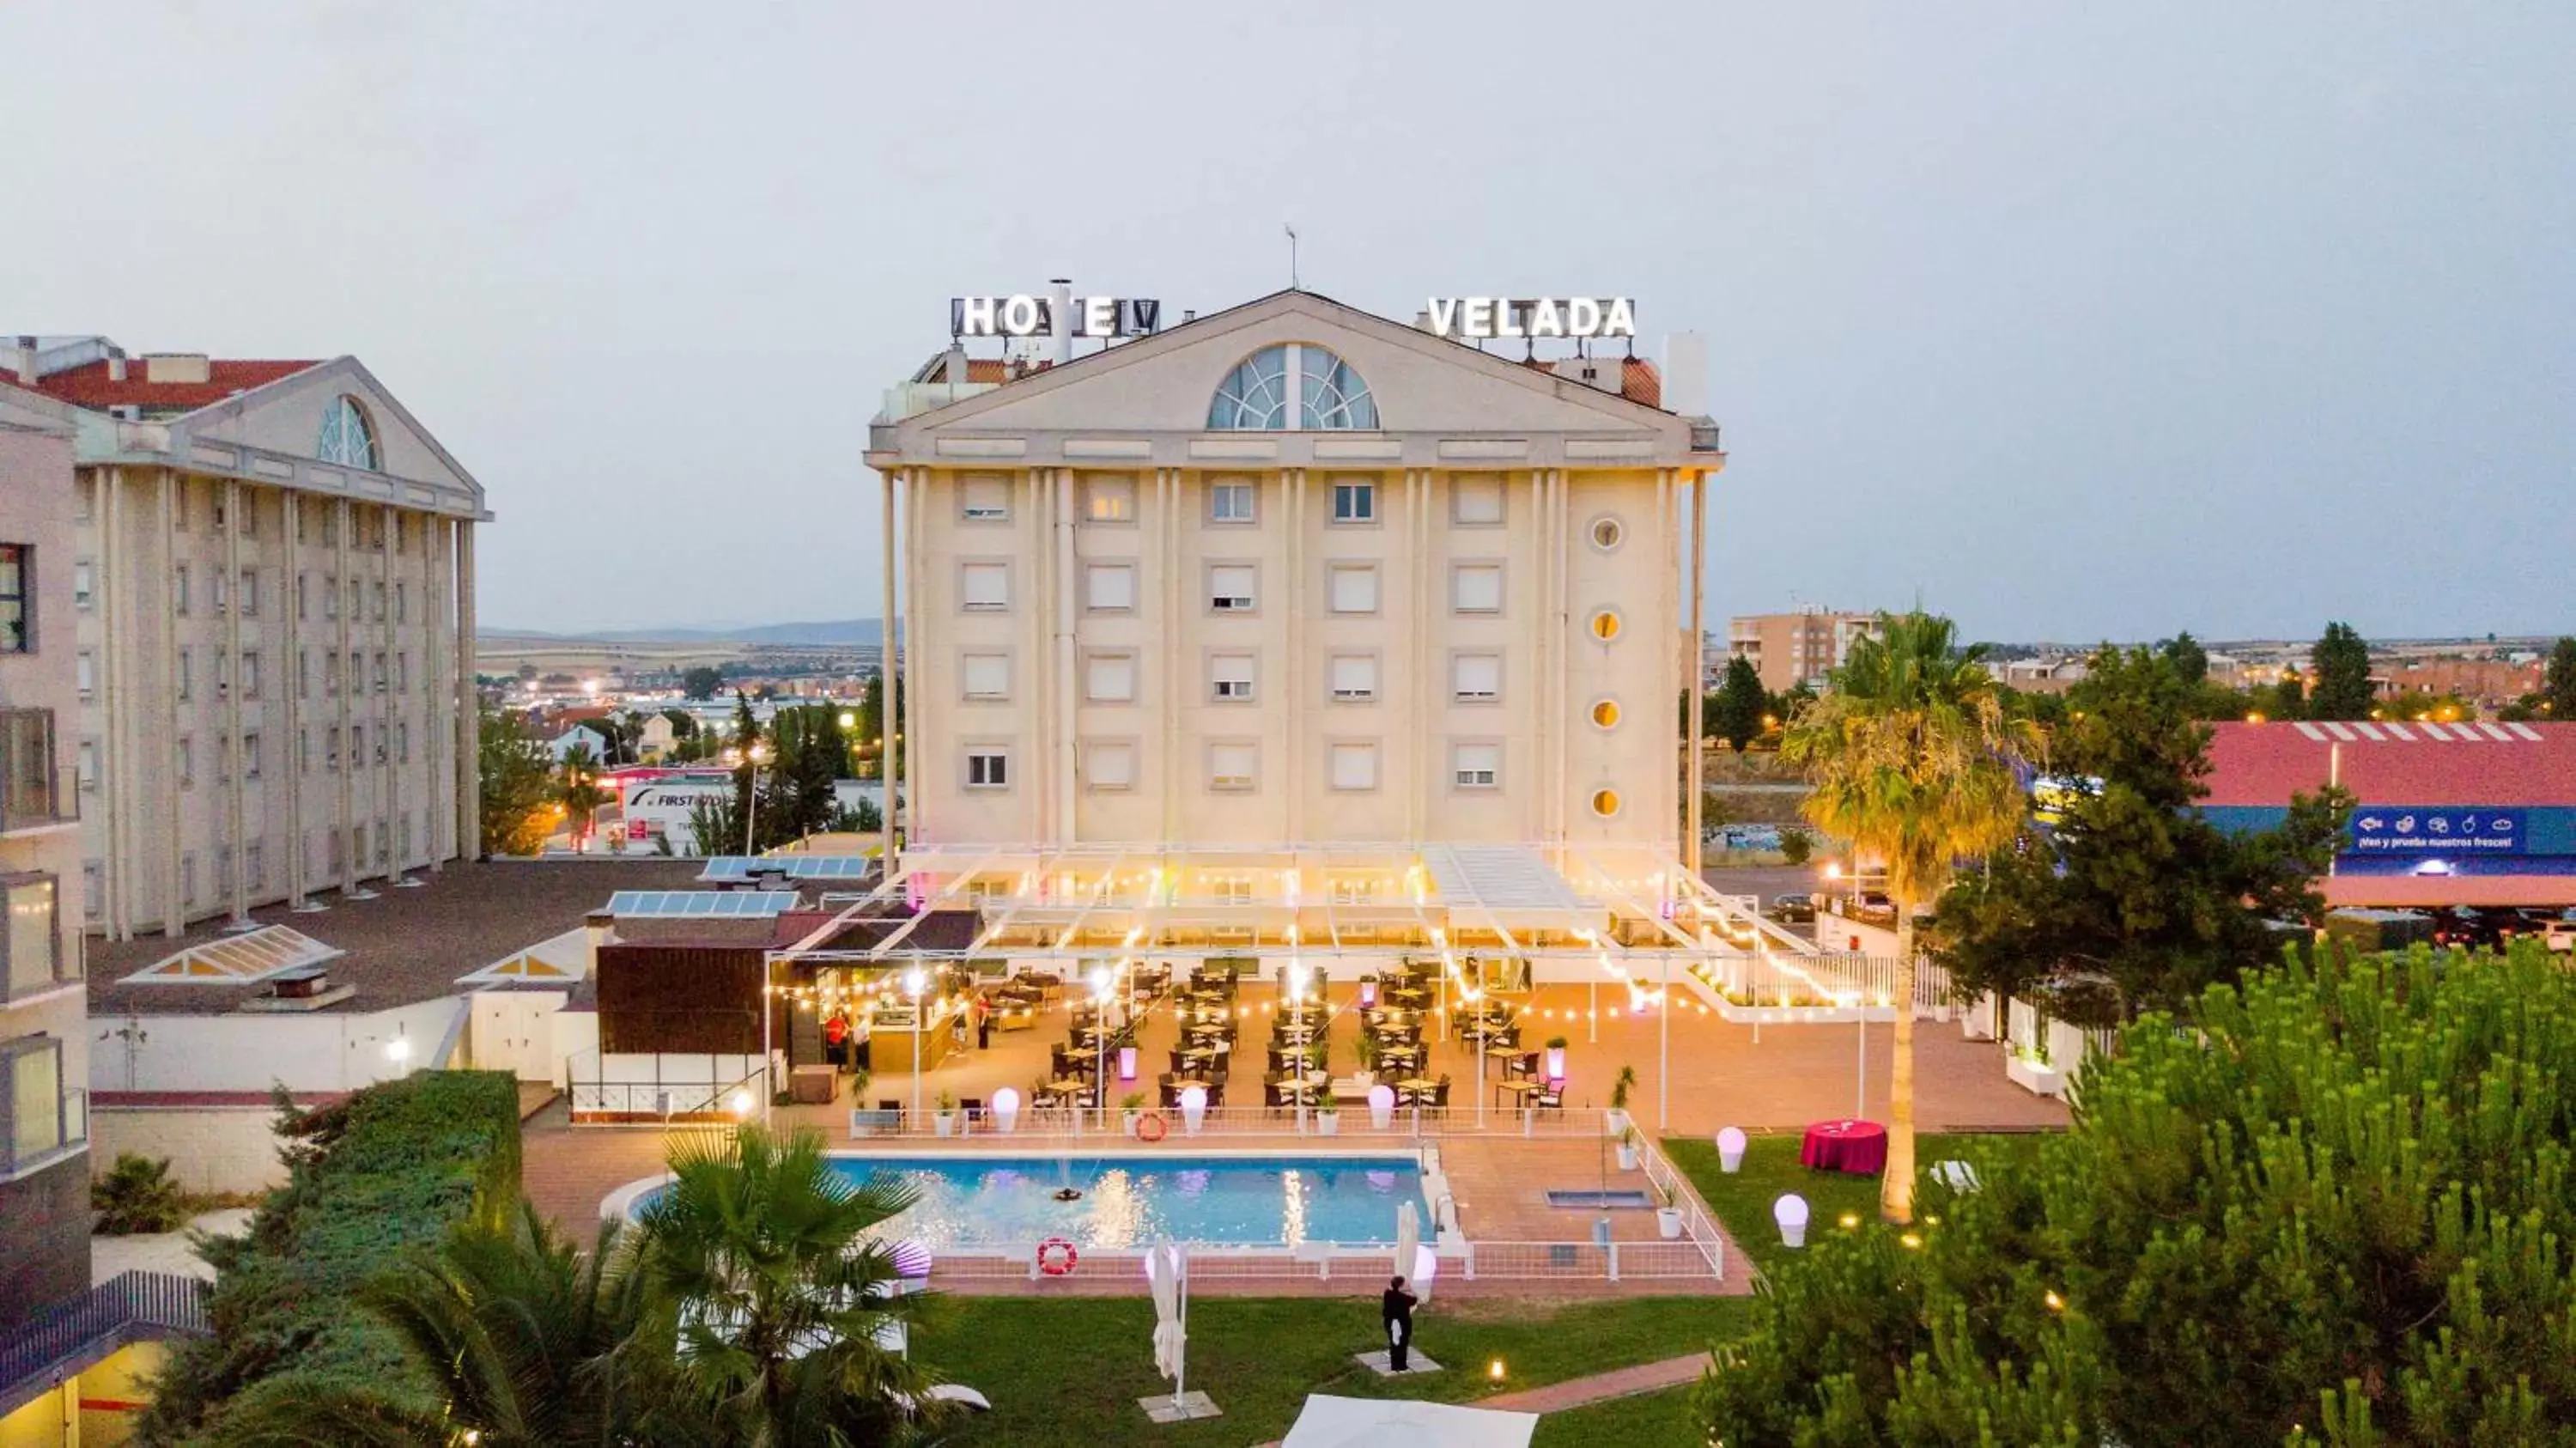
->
xmin=1426 ymin=297 xmax=1637 ymax=341
xmin=951 ymin=295 xmax=1163 ymax=338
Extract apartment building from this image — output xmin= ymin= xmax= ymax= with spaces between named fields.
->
xmin=0 ymin=382 xmax=92 ymax=1329
xmin=9 ymin=337 xmax=486 ymax=939
xmin=853 ymin=289 xmax=1734 ymax=976
xmin=1728 ymin=607 xmax=1880 ymax=693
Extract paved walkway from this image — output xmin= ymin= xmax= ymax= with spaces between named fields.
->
xmin=1482 ymin=1350 xmax=1709 ymax=1412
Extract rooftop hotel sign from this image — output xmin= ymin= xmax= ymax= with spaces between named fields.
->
xmin=1426 ymin=297 xmax=1636 ymax=341
xmin=951 ymin=295 xmax=1162 ymax=338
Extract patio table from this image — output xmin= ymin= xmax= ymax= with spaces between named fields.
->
xmin=1492 ymin=1079 xmax=1540 ymax=1108
xmin=1801 ymin=1119 xmax=1889 ymax=1175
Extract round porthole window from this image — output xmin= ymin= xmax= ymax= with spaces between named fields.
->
xmin=1589 ymin=515 xmax=1625 ymax=552
xmin=1589 ymin=698 xmax=1622 ymax=731
xmin=1588 ymin=609 xmax=1623 ymax=642
xmin=1590 ymin=788 xmax=1623 ymax=818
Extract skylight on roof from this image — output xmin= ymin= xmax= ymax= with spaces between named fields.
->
xmin=697 ymin=855 xmax=872 ymax=883
xmin=122 ymin=925 xmax=343 ymax=985
xmin=605 ymin=891 xmax=800 ymax=919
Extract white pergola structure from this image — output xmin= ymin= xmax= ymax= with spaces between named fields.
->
xmin=759 ymin=840 xmax=1800 ymax=1129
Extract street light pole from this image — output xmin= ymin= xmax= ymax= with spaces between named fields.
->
xmin=904 ymin=967 xmax=925 ymax=1125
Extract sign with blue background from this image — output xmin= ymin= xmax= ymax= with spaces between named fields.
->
xmin=2348 ymin=806 xmax=2528 ymax=855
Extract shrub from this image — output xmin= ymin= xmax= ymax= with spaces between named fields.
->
xmin=139 ymin=1071 xmax=522 ymax=1445
xmin=93 ymin=1153 xmax=188 ymax=1235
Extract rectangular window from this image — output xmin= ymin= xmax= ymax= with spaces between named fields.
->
xmin=1454 ymin=653 xmax=1502 ymax=703
xmin=76 ymin=741 xmax=99 ymax=791
xmin=1328 ymin=563 xmax=1379 ymax=615
xmin=1084 ymin=476 xmax=1136 ymax=523
xmin=960 ymin=562 xmax=1010 ymax=611
xmin=328 ymin=727 xmax=341 ymax=772
xmin=1208 ymin=480 xmax=1255 ymax=524
xmin=76 ymin=653 xmax=95 ymax=698
xmin=961 ymin=652 xmax=1011 ymax=702
xmin=351 ymin=726 xmax=366 ymax=769
xmin=216 ymin=735 xmax=230 ymax=783
xmin=324 ymin=574 xmax=339 ymax=619
xmin=3 ymin=1035 xmax=70 ymax=1162
xmin=394 ymin=581 xmax=406 ymax=623
xmin=297 ymin=574 xmax=309 ymax=621
xmin=180 ymin=853 xmax=197 ymax=907
xmin=300 ymin=729 xmax=312 ymax=773
xmin=1209 ymin=874 xmax=1255 ymax=906
xmin=965 ymin=748 xmax=1010 ymax=789
xmin=178 ymin=737 xmax=194 ymax=788
xmin=346 ymin=577 xmax=360 ymax=618
xmin=1085 ymin=740 xmax=1136 ymax=792
xmin=1330 ymin=654 xmax=1378 ymax=702
xmin=1454 ymin=742 xmax=1501 ymax=789
xmin=396 ymin=722 xmax=408 ymax=764
xmin=1208 ymin=563 xmax=1256 ymax=612
xmin=961 ymin=476 xmax=1011 ymax=521
xmin=374 ymin=653 xmax=387 ymax=693
xmin=242 ymin=652 xmax=260 ymax=699
xmin=0 ymin=546 xmax=25 ymax=654
xmin=73 ymin=561 xmax=93 ymax=611
xmin=1331 ymin=479 xmax=1376 ymax=523
xmin=173 ymin=563 xmax=190 ymax=615
xmin=1332 ymin=876 xmax=1380 ymax=905
xmin=1210 ymin=654 xmax=1256 ymax=703
xmin=1084 ymin=653 xmax=1137 ymax=703
xmin=1208 ymin=742 xmax=1257 ymax=793
xmin=1453 ymin=476 xmax=1506 ymax=526
xmin=240 ymin=569 xmax=258 ymax=617
xmin=395 ymin=653 xmax=407 ymax=694
xmin=215 ymin=651 xmax=231 ymax=698
xmin=1329 ymin=740 xmax=1378 ymax=791
xmin=3 ymin=874 xmax=64 ymax=997
xmin=1452 ymin=563 xmax=1504 ymax=614
xmin=244 ymin=731 xmax=263 ymax=779
xmin=82 ymin=862 xmax=103 ymax=919
xmin=372 ymin=582 xmax=386 ymax=621
xmin=246 ymin=842 xmax=264 ymax=891
xmin=176 ymin=650 xmax=192 ymax=702
xmin=1084 ymin=563 xmax=1136 ymax=613
xmin=211 ymin=569 xmax=228 ymax=613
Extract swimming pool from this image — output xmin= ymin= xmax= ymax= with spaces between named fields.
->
xmin=810 ymin=1153 xmax=1427 ymax=1250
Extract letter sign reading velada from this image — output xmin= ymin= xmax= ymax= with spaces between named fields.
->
xmin=1425 ymin=297 xmax=1636 ymax=341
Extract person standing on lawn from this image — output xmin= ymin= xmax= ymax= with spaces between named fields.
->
xmin=1382 ymin=1275 xmax=1419 ymax=1371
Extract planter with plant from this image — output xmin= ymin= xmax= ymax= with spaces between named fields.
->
xmin=1543 ymin=1036 xmax=1570 ymax=1082
xmin=1616 ymin=1124 xmax=1642 ymax=1172
xmin=1652 ymin=1175 xmax=1684 ymax=1238
xmin=93 ymin=1153 xmax=187 ymax=1236
xmin=933 ymin=1088 xmax=959 ymax=1137
xmin=1121 ymin=1090 xmax=1147 ymax=1135
xmin=1607 ymin=1065 xmax=1638 ymax=1134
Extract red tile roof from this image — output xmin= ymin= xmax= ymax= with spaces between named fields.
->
xmin=1620 ymin=356 xmax=1662 ymax=409
xmin=2204 ymin=721 xmax=2576 ymax=806
xmin=30 ymin=356 xmax=321 ymax=413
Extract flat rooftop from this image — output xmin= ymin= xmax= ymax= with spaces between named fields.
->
xmin=87 ymin=860 xmax=707 ymax=1017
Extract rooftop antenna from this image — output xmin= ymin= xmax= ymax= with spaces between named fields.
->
xmin=1284 ymin=223 xmax=1300 ymax=289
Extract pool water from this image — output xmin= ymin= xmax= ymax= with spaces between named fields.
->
xmin=826 ymin=1154 xmax=1425 ymax=1250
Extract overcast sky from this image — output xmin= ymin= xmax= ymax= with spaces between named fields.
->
xmin=8 ymin=3 xmax=2569 ymax=644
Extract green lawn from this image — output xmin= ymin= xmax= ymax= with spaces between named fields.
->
xmin=1664 ymin=1131 xmax=2046 ymax=1275
xmin=1529 ymin=1385 xmax=1702 ymax=1447
xmin=914 ymin=1294 xmax=1749 ymax=1446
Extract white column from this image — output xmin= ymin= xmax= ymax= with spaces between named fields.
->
xmin=98 ymin=467 xmax=126 ymax=939
xmin=455 ymin=518 xmax=479 ymax=861
xmin=283 ymin=496 xmax=306 ymax=902
xmin=334 ymin=500 xmax=355 ymax=893
xmin=878 ymin=468 xmax=898 ymax=862
xmin=1158 ymin=467 xmax=1181 ymax=847
xmin=224 ymin=479 xmax=246 ymax=920
xmin=1686 ymin=471 xmax=1705 ymax=884
xmin=901 ymin=472 xmax=921 ymax=848
xmin=1283 ymin=467 xmax=1303 ymax=843
xmin=1053 ymin=467 xmax=1078 ymax=844
xmin=161 ymin=469 xmax=183 ymax=936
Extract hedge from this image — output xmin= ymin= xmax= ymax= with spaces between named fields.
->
xmin=141 ymin=1070 xmax=523 ymax=1445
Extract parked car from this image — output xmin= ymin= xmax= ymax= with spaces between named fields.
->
xmin=1766 ymin=892 xmax=1816 ymax=923
xmin=2428 ymin=906 xmax=2517 ymax=952
xmin=1855 ymin=892 xmax=1899 ymax=928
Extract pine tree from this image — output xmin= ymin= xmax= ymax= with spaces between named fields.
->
xmin=1697 ymin=941 xmax=2576 ymax=1445
xmin=1712 ymin=654 xmax=1770 ymax=751
xmin=2546 ymin=636 xmax=2576 ymax=721
xmin=2307 ymin=621 xmax=2375 ymax=720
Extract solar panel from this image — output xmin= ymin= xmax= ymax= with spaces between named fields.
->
xmin=607 ymin=891 xmax=799 ymax=919
xmin=696 ymin=855 xmax=872 ymax=883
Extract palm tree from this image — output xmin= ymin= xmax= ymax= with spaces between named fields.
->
xmin=557 ymin=742 xmax=610 ymax=850
xmin=635 ymin=1125 xmax=945 ymax=1445
xmin=1780 ymin=611 xmax=2032 ymax=1222
xmin=207 ymin=1203 xmax=683 ymax=1446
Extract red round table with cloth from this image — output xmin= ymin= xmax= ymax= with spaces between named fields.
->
xmin=1800 ymin=1119 xmax=1889 ymax=1175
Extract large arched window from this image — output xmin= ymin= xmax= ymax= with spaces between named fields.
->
xmin=1207 ymin=344 xmax=1378 ymax=430
xmin=316 ymin=395 xmax=379 ymax=470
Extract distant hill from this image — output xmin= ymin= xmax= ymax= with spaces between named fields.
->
xmin=483 ymin=620 xmax=890 ymax=647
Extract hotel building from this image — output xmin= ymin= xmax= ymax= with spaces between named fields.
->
xmin=850 ymin=288 xmax=1746 ymax=982
xmin=8 ymin=336 xmax=487 ymax=939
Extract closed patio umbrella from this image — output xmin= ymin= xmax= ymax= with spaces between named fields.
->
xmin=1147 ymin=1238 xmax=1188 ymax=1407
xmin=1394 ymin=1200 xmax=1426 ymax=1306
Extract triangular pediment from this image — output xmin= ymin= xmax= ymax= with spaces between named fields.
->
xmin=895 ymin=290 xmax=1684 ymax=443
xmin=170 ymin=356 xmax=484 ymax=504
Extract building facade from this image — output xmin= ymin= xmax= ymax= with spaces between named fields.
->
xmin=8 ymin=337 xmax=487 ymax=938
xmin=1728 ymin=607 xmax=1880 ymax=694
xmin=0 ymin=381 xmax=93 ymax=1330
xmin=850 ymin=289 xmax=1736 ymax=978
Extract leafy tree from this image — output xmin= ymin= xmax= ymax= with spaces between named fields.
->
xmin=2157 ymin=630 xmax=2208 ymax=685
xmin=1781 ymin=611 xmax=2034 ymax=1220
xmin=662 ymin=707 xmax=698 ymax=739
xmin=684 ymin=793 xmax=740 ymax=858
xmin=1933 ymin=645 xmax=2352 ymax=1026
xmin=2257 ymin=667 xmax=2307 ymax=721
xmin=478 ymin=706 xmax=556 ymax=857
xmin=851 ymin=672 xmax=901 ymax=781
xmin=2307 ymin=621 xmax=2375 ymax=720
xmin=2546 ymin=636 xmax=2576 ymax=720
xmin=1778 ymin=826 xmax=1814 ymax=867
xmin=1696 ymin=942 xmax=2576 ymax=1446
xmin=556 ymin=743 xmax=610 ymax=848
xmin=2379 ymin=689 xmax=2476 ymax=724
xmin=681 ymin=666 xmax=726 ymax=700
xmin=1712 ymin=654 xmax=1769 ymax=751
xmin=636 ymin=1126 xmax=945 ymax=1445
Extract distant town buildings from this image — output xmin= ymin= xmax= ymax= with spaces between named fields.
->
xmin=1728 ymin=608 xmax=1880 ymax=694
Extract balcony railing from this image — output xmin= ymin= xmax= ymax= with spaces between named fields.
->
xmin=0 ymin=1271 xmax=208 ymax=1408
xmin=0 ymin=711 xmax=73 ymax=836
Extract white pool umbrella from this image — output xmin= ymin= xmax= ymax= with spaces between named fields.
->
xmin=1394 ymin=1200 xmax=1427 ymax=1305
xmin=1147 ymin=1238 xmax=1188 ymax=1405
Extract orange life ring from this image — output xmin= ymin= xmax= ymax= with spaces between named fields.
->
xmin=1134 ymin=1110 xmax=1170 ymax=1142
xmin=1037 ymin=1237 xmax=1079 ymax=1276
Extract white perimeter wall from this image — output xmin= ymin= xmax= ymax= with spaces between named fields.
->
xmin=91 ymin=1106 xmax=289 ymax=1195
xmin=90 ymin=995 xmax=470 ymax=1095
